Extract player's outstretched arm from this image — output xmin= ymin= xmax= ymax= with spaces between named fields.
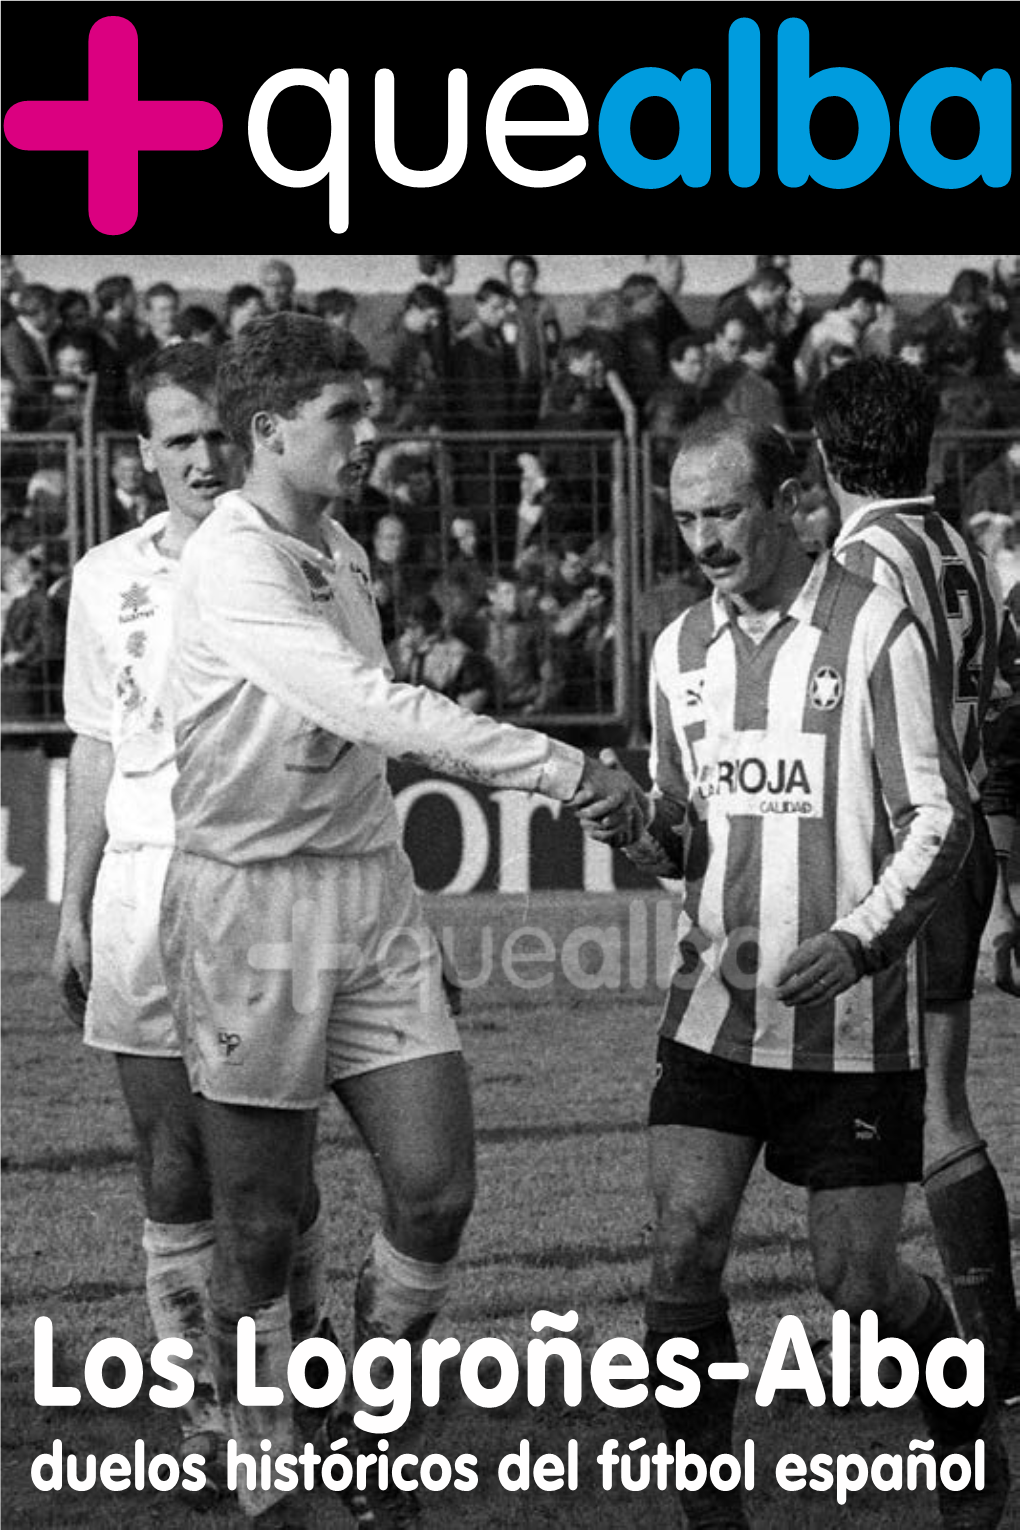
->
xmin=52 ymin=734 xmax=113 ymax=1025
xmin=570 ymin=750 xmax=649 ymax=846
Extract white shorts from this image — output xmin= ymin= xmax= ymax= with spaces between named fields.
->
xmin=160 ymin=845 xmax=460 ymax=1110
xmin=85 ymin=843 xmax=179 ymax=1057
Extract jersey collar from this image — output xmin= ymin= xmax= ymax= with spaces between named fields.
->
xmin=835 ymin=495 xmax=935 ymax=550
xmin=709 ymin=549 xmax=836 ymax=641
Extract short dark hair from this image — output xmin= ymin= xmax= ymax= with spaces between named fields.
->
xmin=315 ymin=287 xmax=357 ymax=319
xmin=216 ymin=312 xmax=364 ymax=461
xmin=673 ymin=412 xmax=797 ymax=504
xmin=948 ymin=269 xmax=989 ymax=306
xmin=837 ymin=279 xmax=886 ymax=310
xmin=19 ymin=283 xmax=56 ymax=319
xmin=57 ymin=289 xmax=91 ymax=325
xmin=145 ymin=282 xmax=179 ymax=306
xmin=475 ymin=279 xmax=511 ymax=306
xmin=506 ymin=254 xmax=538 ymax=280
xmin=94 ymin=275 xmax=135 ymax=315
xmin=131 ymin=341 xmax=220 ymax=436
xmin=668 ymin=333 xmax=705 ymax=363
xmin=404 ymin=593 xmax=443 ymax=632
xmin=226 ymin=283 xmax=264 ymax=316
xmin=403 ymin=283 xmax=444 ymax=314
xmin=850 ymin=254 xmax=885 ymax=280
xmin=178 ymin=305 xmax=223 ymax=342
xmin=748 ymin=266 xmax=790 ymax=294
xmin=812 ymin=357 xmax=939 ymax=498
xmin=418 ymin=255 xmax=455 ymax=278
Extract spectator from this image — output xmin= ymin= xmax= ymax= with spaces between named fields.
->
xmin=93 ymin=274 xmax=143 ymax=429
xmin=389 ymin=592 xmax=492 ymax=712
xmin=380 ymin=449 xmax=445 ymax=571
xmin=915 ymin=267 xmax=1001 ymax=382
xmin=450 ymin=279 xmax=518 ymax=531
xmin=850 ymin=255 xmax=896 ymax=356
xmin=57 ymin=288 xmax=93 ymax=333
xmin=415 ymin=255 xmax=457 ymax=366
xmin=894 ymin=328 xmax=934 ymax=379
xmin=368 ymin=511 xmax=421 ymax=645
xmin=644 ymin=333 xmax=706 ymax=439
xmin=794 ymin=279 xmax=886 ymax=397
xmin=314 ymin=288 xmax=370 ymax=371
xmin=504 ymin=255 xmax=561 ymax=428
xmin=258 ymin=258 xmax=299 ymax=314
xmin=136 ymin=282 xmax=181 ymax=363
xmin=46 ymin=330 xmax=97 ymax=434
xmin=987 ymin=321 xmax=1020 ymax=431
xmin=109 ymin=442 xmax=161 ymax=535
xmin=446 ymin=515 xmax=490 ymax=608
xmin=177 ymin=305 xmax=225 ymax=347
xmin=967 ymin=505 xmax=1020 ymax=598
xmin=965 ymin=438 xmax=1020 ymax=530
xmin=363 ymin=364 xmax=398 ymax=430
xmin=549 ymin=561 xmax=615 ymax=712
xmin=703 ymin=315 xmax=786 ymax=431
xmin=1 ymin=254 xmax=25 ymax=327
xmin=716 ymin=262 xmax=792 ymax=338
xmin=1 ymin=283 xmax=57 ymax=429
xmin=1 ymin=539 xmax=67 ymax=719
xmin=391 ymin=283 xmax=449 ymax=432
xmin=484 ymin=574 xmax=554 ymax=713
xmin=617 ymin=271 xmax=690 ymax=410
xmin=225 ymin=283 xmax=266 ymax=338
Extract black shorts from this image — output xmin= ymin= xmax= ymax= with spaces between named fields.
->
xmin=920 ymin=807 xmax=997 ymax=1005
xmin=648 ymin=1039 xmax=925 ymax=1190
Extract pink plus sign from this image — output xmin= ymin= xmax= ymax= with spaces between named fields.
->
xmin=3 ymin=15 xmax=222 ymax=236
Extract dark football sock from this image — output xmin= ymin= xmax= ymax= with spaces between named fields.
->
xmin=645 ymin=1295 xmax=747 ymax=1526
xmin=925 ymin=1143 xmax=1017 ymax=1381
xmin=883 ymin=1275 xmax=986 ymax=1451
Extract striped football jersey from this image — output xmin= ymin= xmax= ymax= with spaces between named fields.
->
xmin=833 ymin=497 xmax=1004 ymax=795
xmin=169 ymin=493 xmax=584 ymax=863
xmin=649 ymin=553 xmax=972 ymax=1072
xmin=63 ymin=512 xmax=178 ymax=848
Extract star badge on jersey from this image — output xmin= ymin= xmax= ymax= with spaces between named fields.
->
xmin=810 ymin=666 xmax=843 ymax=711
xmin=119 ymin=581 xmax=152 ymax=618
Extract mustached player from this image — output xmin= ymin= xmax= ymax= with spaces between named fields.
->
xmin=583 ymin=413 xmax=1006 ymax=1530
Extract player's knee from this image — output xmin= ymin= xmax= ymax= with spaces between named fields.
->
xmin=652 ymin=1203 xmax=731 ymax=1288
xmin=144 ymin=1135 xmax=211 ymax=1224
xmin=394 ymin=1164 xmax=475 ymax=1254
xmin=218 ymin=1201 xmax=301 ymax=1290
xmin=815 ymin=1249 xmax=895 ymax=1320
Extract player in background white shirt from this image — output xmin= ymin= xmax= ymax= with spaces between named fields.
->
xmin=52 ymin=345 xmax=329 ymax=1500
xmin=160 ymin=314 xmax=642 ymax=1525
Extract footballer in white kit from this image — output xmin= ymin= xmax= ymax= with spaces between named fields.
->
xmin=158 ymin=313 xmax=641 ymax=1524
xmin=55 ymin=345 xmax=239 ymax=1486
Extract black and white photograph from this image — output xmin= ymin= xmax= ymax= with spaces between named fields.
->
xmin=2 ymin=8 xmax=1016 ymax=1530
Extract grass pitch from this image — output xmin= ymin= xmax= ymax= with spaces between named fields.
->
xmin=2 ymin=892 xmax=1017 ymax=1528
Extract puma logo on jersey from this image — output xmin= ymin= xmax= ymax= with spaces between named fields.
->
xmin=300 ymin=559 xmax=334 ymax=603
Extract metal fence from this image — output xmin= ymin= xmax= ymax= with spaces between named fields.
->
xmin=2 ymin=424 xmax=1017 ymax=739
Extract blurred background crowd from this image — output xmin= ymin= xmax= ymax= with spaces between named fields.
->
xmin=3 ymin=252 xmax=1018 ymax=736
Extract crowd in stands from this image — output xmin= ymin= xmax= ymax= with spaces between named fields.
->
xmin=2 ymin=253 xmax=1019 ymax=727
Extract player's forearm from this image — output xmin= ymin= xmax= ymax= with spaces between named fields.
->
xmin=213 ymin=610 xmax=585 ymax=801
xmin=59 ymin=735 xmax=113 ymax=920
